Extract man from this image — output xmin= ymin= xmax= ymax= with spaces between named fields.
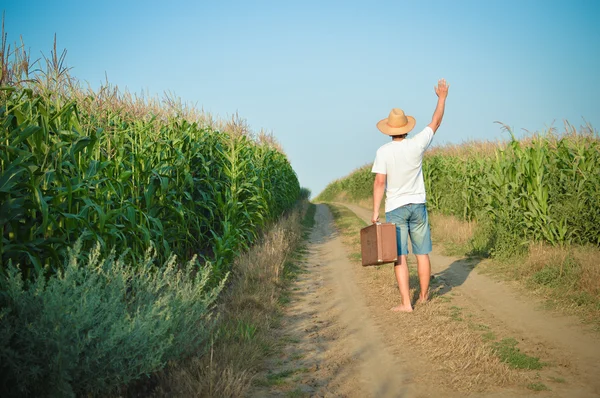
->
xmin=371 ymin=79 xmax=449 ymax=312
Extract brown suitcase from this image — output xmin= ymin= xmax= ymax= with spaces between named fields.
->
xmin=360 ymin=223 xmax=398 ymax=266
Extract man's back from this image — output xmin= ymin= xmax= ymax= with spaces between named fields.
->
xmin=372 ymin=126 xmax=434 ymax=212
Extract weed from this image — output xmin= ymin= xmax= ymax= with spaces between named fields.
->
xmin=492 ymin=338 xmax=544 ymax=370
xmin=279 ymin=293 xmax=292 ymax=306
xmin=266 ymin=369 xmax=295 ymax=385
xmin=217 ymin=320 xmax=259 ymax=342
xmin=450 ymin=306 xmax=463 ymax=321
xmin=435 ymin=296 xmax=452 ymax=303
xmin=252 ymin=378 xmax=270 ymax=387
xmin=530 ymin=266 xmax=557 ymax=286
xmin=469 ymin=322 xmax=491 ymax=331
xmin=287 ymin=387 xmax=310 ymax=397
xmin=302 ymin=203 xmax=317 ymax=230
xmin=527 ymin=382 xmax=550 ymax=391
xmin=548 ymin=376 xmax=566 ymax=383
xmin=349 ymin=252 xmax=362 ymax=262
xmin=295 ymin=367 xmax=310 ymax=373
xmin=283 ymin=259 xmax=305 ymax=281
xmin=482 ymin=332 xmax=497 ymax=342
xmin=569 ymin=291 xmax=595 ymax=307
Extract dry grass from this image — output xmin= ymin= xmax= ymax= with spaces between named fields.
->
xmin=139 ymin=206 xmax=306 ymax=397
xmin=426 ymin=139 xmax=502 ymax=159
xmin=429 ymin=213 xmax=476 ymax=254
xmin=525 ymin=243 xmax=600 ymax=304
xmin=573 ymin=247 xmax=600 ymax=298
xmin=524 ymin=243 xmax=571 ymax=274
xmin=403 ymin=298 xmax=526 ymax=390
xmin=425 ymin=120 xmax=597 ymax=160
xmin=368 ymin=267 xmax=528 ymax=391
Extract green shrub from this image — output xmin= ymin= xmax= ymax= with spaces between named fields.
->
xmin=531 ymin=266 xmax=563 ymax=287
xmin=315 ymin=165 xmax=372 ymax=202
xmin=530 ymin=254 xmax=579 ymax=289
xmin=0 ymin=241 xmax=224 ymax=397
xmin=468 ymin=212 xmax=495 ymax=257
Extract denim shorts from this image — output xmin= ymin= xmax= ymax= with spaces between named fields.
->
xmin=385 ymin=203 xmax=432 ymax=255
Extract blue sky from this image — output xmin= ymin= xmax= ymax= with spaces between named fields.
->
xmin=3 ymin=1 xmax=599 ymax=196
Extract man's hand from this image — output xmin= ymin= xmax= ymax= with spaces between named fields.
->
xmin=372 ymin=212 xmax=379 ymax=224
xmin=434 ymin=78 xmax=449 ymax=99
xmin=428 ymin=79 xmax=449 ymax=133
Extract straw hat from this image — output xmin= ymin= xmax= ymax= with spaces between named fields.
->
xmin=376 ymin=108 xmax=416 ymax=136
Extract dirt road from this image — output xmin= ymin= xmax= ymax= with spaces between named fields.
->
xmin=251 ymin=203 xmax=600 ymax=397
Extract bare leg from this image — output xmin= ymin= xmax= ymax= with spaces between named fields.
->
xmin=415 ymin=254 xmax=431 ymax=303
xmin=391 ymin=255 xmax=413 ymax=312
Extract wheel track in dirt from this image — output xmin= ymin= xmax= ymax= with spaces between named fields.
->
xmin=309 ymin=204 xmax=417 ymax=397
xmin=250 ymin=204 xmax=428 ymax=397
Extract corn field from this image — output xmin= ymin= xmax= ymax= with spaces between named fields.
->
xmin=0 ymin=81 xmax=300 ymax=280
xmin=423 ymin=125 xmax=600 ymax=255
xmin=317 ymin=125 xmax=600 ymax=255
xmin=0 ymin=32 xmax=303 ymax=396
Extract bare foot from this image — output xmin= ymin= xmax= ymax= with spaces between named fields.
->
xmin=416 ymin=298 xmax=429 ymax=305
xmin=390 ymin=305 xmax=413 ymax=313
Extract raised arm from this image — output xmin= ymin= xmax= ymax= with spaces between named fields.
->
xmin=427 ymin=78 xmax=449 ymax=133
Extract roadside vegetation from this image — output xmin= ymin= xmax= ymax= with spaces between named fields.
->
xmin=315 ymin=124 xmax=600 ymax=327
xmin=137 ymin=203 xmax=314 ymax=397
xmin=0 ymin=28 xmax=303 ymax=397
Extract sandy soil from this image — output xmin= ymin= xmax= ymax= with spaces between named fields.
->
xmin=249 ymin=203 xmax=600 ymax=397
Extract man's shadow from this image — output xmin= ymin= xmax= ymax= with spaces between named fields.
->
xmin=410 ymin=257 xmax=482 ymax=303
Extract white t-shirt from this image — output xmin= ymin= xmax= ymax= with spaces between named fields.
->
xmin=371 ymin=126 xmax=435 ymax=213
